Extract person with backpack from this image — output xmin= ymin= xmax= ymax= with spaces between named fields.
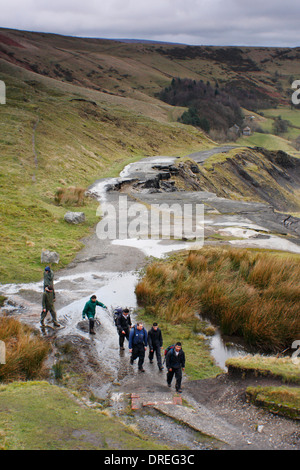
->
xmin=148 ymin=322 xmax=163 ymax=371
xmin=129 ymin=321 xmax=148 ymax=372
xmin=82 ymin=295 xmax=107 ymax=335
xmin=166 ymin=342 xmax=185 ymax=393
xmin=113 ymin=306 xmax=123 ymax=327
xmin=116 ymin=308 xmax=132 ymax=349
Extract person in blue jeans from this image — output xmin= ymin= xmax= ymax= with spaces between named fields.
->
xmin=129 ymin=321 xmax=148 ymax=372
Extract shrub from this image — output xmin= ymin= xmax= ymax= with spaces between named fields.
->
xmin=54 ymin=186 xmax=86 ymax=206
xmin=0 ymin=316 xmax=51 ymax=382
xmin=135 ymin=247 xmax=300 ymax=352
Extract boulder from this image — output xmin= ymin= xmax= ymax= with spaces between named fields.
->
xmin=190 ymin=164 xmax=200 ymax=174
xmin=41 ymin=249 xmax=60 ymax=264
xmin=64 ymin=211 xmax=85 ymax=224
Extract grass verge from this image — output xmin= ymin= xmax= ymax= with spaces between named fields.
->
xmin=0 ymin=194 xmax=100 ymax=284
xmin=0 ymin=381 xmax=168 ymax=450
xmin=226 ymin=355 xmax=300 ymax=384
xmin=246 ymin=385 xmax=300 ymax=421
xmin=137 ymin=309 xmax=222 ymax=380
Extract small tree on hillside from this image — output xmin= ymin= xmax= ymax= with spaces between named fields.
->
xmin=272 ymin=116 xmax=290 ymax=135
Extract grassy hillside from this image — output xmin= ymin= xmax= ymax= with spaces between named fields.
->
xmin=1 ymin=29 xmax=300 ymax=283
xmin=0 ymin=31 xmax=212 ymax=284
xmin=175 ymin=147 xmax=300 ymax=212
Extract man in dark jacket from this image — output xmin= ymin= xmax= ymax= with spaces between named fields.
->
xmin=148 ymin=322 xmax=163 ymax=370
xmin=82 ymin=295 xmax=107 ymax=334
xmin=129 ymin=322 xmax=148 ymax=372
xmin=166 ymin=342 xmax=185 ymax=393
xmin=41 ymin=285 xmax=60 ymax=327
xmin=116 ymin=308 xmax=132 ymax=349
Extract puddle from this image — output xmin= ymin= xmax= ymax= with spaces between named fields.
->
xmin=199 ymin=316 xmax=249 ymax=370
xmin=229 ymin=236 xmax=300 ymax=253
xmin=204 ymin=216 xmax=269 ymax=232
xmin=58 ymin=271 xmax=139 ymax=327
xmin=111 ymin=238 xmax=203 ymax=258
xmin=208 ymin=329 xmax=249 ymax=370
xmin=205 ymin=214 xmax=300 ymax=253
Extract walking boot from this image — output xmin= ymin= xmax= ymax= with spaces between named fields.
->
xmin=40 ymin=311 xmax=46 ymax=327
xmin=51 ymin=314 xmax=60 ymax=327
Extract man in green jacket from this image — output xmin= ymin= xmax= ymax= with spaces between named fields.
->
xmin=82 ymin=295 xmax=107 ymax=334
xmin=43 ymin=266 xmax=56 ymax=301
xmin=41 ymin=285 xmax=60 ymax=327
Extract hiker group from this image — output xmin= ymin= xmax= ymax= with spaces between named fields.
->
xmin=40 ymin=267 xmax=185 ymax=393
xmin=114 ymin=307 xmax=185 ymax=393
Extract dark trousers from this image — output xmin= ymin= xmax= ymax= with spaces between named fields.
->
xmin=149 ymin=345 xmax=162 ymax=367
xmin=89 ymin=318 xmax=95 ymax=333
xmin=41 ymin=308 xmax=57 ymax=324
xmin=167 ymin=367 xmax=182 ymax=390
xmin=119 ymin=329 xmax=130 ymax=347
xmin=131 ymin=344 xmax=145 ymax=370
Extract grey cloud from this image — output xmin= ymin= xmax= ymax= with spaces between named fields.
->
xmin=1 ymin=0 xmax=300 ymax=46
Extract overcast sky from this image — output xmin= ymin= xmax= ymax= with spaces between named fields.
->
xmin=1 ymin=0 xmax=300 ymax=47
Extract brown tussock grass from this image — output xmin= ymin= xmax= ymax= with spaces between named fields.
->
xmin=54 ymin=186 xmax=86 ymax=206
xmin=0 ymin=316 xmax=51 ymax=382
xmin=135 ymin=247 xmax=300 ymax=352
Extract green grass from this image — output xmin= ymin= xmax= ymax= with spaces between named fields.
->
xmin=137 ymin=308 xmax=222 ymax=380
xmin=260 ymin=106 xmax=300 ymax=142
xmin=0 ymin=381 xmax=169 ymax=450
xmin=226 ymin=355 xmax=300 ymax=384
xmin=233 ymin=106 xmax=300 ymax=155
xmin=0 ymin=192 xmax=100 ymax=283
xmin=262 ymin=107 xmax=300 ymax=128
xmin=235 ymin=132 xmax=298 ymax=154
xmin=246 ymin=385 xmax=300 ymax=420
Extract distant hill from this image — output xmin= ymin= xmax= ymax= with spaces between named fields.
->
xmin=2 ymin=27 xmax=299 ymax=138
xmin=1 ymin=28 xmax=298 ymax=107
xmin=109 ymin=38 xmax=186 ymax=45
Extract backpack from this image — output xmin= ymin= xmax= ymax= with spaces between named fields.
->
xmin=113 ymin=307 xmax=123 ymax=326
xmin=131 ymin=325 xmax=147 ymax=346
xmin=163 ymin=344 xmax=175 ymax=362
